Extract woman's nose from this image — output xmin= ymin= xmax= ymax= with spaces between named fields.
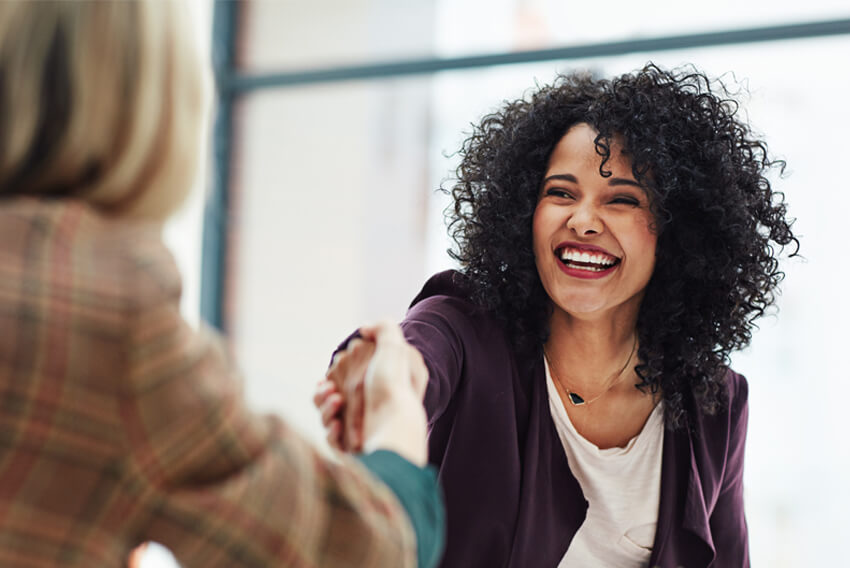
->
xmin=565 ymin=203 xmax=603 ymax=236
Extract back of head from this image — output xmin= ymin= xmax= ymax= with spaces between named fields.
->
xmin=0 ymin=0 xmax=210 ymax=220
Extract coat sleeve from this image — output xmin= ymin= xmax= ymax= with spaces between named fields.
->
xmin=707 ymin=372 xmax=750 ymax=567
xmin=400 ymin=296 xmax=468 ymax=425
xmin=118 ymin=273 xmax=422 ymax=567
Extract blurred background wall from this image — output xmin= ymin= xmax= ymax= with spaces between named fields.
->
xmin=159 ymin=1 xmax=850 ymax=566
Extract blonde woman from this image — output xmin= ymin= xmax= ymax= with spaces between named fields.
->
xmin=0 ymin=2 xmax=443 ymax=567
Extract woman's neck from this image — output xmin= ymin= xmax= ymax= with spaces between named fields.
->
xmin=544 ymin=309 xmax=639 ymax=394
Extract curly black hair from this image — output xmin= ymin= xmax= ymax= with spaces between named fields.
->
xmin=445 ymin=63 xmax=798 ymax=429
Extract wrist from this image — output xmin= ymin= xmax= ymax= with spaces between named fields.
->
xmin=363 ymin=397 xmax=428 ymax=466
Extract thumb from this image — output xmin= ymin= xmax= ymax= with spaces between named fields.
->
xmin=362 ymin=321 xmax=411 ymax=407
xmin=359 ymin=319 xmax=404 ymax=345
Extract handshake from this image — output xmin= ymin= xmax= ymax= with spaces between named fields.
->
xmin=314 ymin=321 xmax=430 ymax=466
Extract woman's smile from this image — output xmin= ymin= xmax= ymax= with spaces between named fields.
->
xmin=555 ymin=241 xmax=621 ymax=279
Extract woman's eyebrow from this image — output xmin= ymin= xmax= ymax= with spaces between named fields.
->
xmin=541 ymin=173 xmax=578 ymax=185
xmin=608 ymin=177 xmax=642 ymax=188
xmin=542 ymin=174 xmax=641 ymax=187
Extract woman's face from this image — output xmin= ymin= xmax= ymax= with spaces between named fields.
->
xmin=532 ymin=123 xmax=657 ymax=322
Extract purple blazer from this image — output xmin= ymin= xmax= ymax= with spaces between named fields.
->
xmin=399 ymin=271 xmax=750 ymax=568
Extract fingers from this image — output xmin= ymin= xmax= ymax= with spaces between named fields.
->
xmin=324 ymin=339 xmax=375 ymax=452
xmin=327 ymin=339 xmax=375 ymax=392
xmin=361 ymin=321 xmax=428 ymax=398
xmin=319 ymin=391 xmax=343 ymax=426
xmin=362 ymin=322 xmax=414 ymax=410
xmin=315 ymin=380 xmax=357 ymax=451
xmin=346 ymin=379 xmax=365 ymax=452
xmin=345 ymin=339 xmax=376 ymax=393
xmin=407 ymin=344 xmax=429 ymax=400
xmin=340 ymin=341 xmax=373 ymax=451
xmin=313 ymin=379 xmax=335 ymax=409
xmin=359 ymin=319 xmax=405 ymax=345
xmin=314 ymin=380 xmax=340 ymax=425
xmin=325 ymin=419 xmax=343 ymax=450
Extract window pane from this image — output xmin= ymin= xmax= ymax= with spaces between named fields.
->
xmin=230 ymin=77 xmax=434 ymax=434
xmin=436 ymin=0 xmax=850 ymax=57
xmin=240 ymin=0 xmax=438 ymax=72
xmin=239 ymin=0 xmax=849 ymax=72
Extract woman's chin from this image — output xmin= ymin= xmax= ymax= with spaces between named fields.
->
xmin=552 ymin=299 xmax=612 ymax=320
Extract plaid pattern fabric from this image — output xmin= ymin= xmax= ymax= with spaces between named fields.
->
xmin=0 ymin=198 xmax=417 ymax=567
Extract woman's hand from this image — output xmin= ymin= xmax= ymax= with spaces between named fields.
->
xmin=316 ymin=338 xmax=375 ymax=451
xmin=358 ymin=320 xmax=429 ymax=465
xmin=318 ymin=321 xmax=429 ymax=465
xmin=313 ymin=377 xmax=349 ymax=450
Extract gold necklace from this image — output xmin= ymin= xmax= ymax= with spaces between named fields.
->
xmin=544 ymin=334 xmax=638 ymax=406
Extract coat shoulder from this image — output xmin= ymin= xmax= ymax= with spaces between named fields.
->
xmin=722 ymin=368 xmax=749 ymax=419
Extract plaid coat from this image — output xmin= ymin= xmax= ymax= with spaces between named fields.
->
xmin=0 ymin=198 xmax=417 ymax=567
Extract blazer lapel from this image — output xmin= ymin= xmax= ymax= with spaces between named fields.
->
xmin=649 ymin=423 xmax=715 ymax=567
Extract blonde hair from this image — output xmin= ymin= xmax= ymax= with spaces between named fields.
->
xmin=0 ymin=0 xmax=210 ymax=220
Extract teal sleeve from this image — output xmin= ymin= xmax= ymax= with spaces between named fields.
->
xmin=357 ymin=450 xmax=445 ymax=568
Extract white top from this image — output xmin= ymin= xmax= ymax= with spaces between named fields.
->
xmin=544 ymin=358 xmax=664 ymax=568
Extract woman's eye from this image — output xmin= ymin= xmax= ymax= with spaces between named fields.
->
xmin=546 ymin=188 xmax=573 ymax=199
xmin=610 ymin=196 xmax=640 ymax=206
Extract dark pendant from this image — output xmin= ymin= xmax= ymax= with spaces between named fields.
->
xmin=568 ymin=392 xmax=586 ymax=406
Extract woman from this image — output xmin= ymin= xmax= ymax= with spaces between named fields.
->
xmin=317 ymin=65 xmax=798 ymax=567
xmin=0 ymin=2 xmax=443 ymax=567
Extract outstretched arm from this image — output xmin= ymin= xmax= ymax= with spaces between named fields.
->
xmin=316 ymin=297 xmax=469 ymax=452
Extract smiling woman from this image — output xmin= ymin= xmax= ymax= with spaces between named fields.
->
xmin=317 ymin=63 xmax=798 ymax=567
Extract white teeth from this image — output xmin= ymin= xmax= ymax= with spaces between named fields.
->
xmin=558 ymin=248 xmax=617 ymax=267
